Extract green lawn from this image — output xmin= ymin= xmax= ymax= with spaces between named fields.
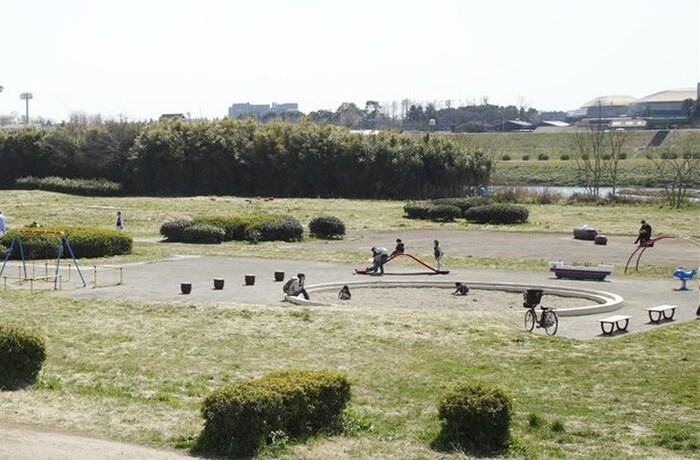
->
xmin=1 ymin=291 xmax=698 ymax=459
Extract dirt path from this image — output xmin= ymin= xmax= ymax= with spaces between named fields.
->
xmin=0 ymin=421 xmax=195 ymax=459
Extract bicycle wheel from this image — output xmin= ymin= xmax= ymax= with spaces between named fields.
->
xmin=524 ymin=309 xmax=536 ymax=332
xmin=543 ymin=310 xmax=558 ymax=336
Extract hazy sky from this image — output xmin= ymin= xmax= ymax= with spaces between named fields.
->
xmin=1 ymin=0 xmax=698 ymax=121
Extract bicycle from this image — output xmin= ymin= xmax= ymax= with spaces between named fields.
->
xmin=522 ymin=289 xmax=558 ymax=336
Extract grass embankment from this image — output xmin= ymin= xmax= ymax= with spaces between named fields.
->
xmin=1 ymin=292 xmax=698 ymax=458
xmin=449 ymin=130 xmax=700 ymax=187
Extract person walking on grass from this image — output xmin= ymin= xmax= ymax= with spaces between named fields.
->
xmin=434 ymin=240 xmax=444 ymax=270
xmin=116 ymin=211 xmax=125 ymax=231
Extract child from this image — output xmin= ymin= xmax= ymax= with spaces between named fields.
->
xmin=434 ymin=240 xmax=444 ymax=270
xmin=391 ymin=238 xmax=405 ymax=257
xmin=452 ymin=282 xmax=469 ymax=296
xmin=338 ymin=285 xmax=351 ymax=300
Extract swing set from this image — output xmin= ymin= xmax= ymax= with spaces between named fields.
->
xmin=0 ymin=230 xmax=86 ymax=289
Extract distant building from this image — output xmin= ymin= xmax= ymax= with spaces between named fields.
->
xmin=159 ymin=113 xmax=187 ymax=121
xmin=567 ymin=85 xmax=698 ymax=130
xmin=488 ymin=119 xmax=534 ymax=132
xmin=629 ymin=87 xmax=697 ymax=129
xmin=228 ymin=102 xmax=299 ymax=119
xmin=568 ymin=95 xmax=637 ymax=129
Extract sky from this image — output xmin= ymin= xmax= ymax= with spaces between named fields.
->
xmin=1 ymin=0 xmax=698 ymax=122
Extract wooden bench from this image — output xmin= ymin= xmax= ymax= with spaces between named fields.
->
xmin=646 ymin=305 xmax=677 ymax=323
xmin=599 ymin=315 xmax=631 ymax=335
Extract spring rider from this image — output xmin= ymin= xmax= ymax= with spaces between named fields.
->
xmin=672 ymin=267 xmax=697 ymax=291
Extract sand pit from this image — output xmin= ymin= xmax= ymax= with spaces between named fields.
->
xmin=311 ymin=287 xmax=593 ymax=312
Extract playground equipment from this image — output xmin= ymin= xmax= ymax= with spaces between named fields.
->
xmin=624 ymin=235 xmax=700 ymax=274
xmin=0 ymin=230 xmax=86 ymax=289
xmin=354 ymin=252 xmax=449 ymax=275
xmin=672 ymin=267 xmax=697 ymax=291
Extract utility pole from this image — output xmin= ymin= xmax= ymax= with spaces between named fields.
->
xmin=20 ymin=92 xmax=33 ymax=124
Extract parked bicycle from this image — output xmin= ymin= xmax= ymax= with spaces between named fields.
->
xmin=523 ymin=289 xmax=558 ymax=336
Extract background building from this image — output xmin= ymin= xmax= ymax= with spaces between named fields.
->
xmin=228 ymin=102 xmax=299 ymax=119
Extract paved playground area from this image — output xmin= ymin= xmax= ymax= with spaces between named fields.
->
xmin=55 ymin=230 xmax=699 ymax=340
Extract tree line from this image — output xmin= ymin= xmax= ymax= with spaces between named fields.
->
xmin=0 ymin=118 xmax=491 ymax=199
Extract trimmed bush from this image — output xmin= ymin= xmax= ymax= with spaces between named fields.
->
xmin=251 ymin=215 xmax=304 ymax=242
xmin=432 ymin=197 xmax=489 ymax=213
xmin=15 ymin=176 xmax=123 ymax=196
xmin=182 ymin=224 xmax=225 ymax=244
xmin=403 ymin=202 xmax=433 ymax=219
xmin=194 ymin=214 xmax=276 ymax=241
xmin=537 ymin=153 xmax=549 ymax=161
xmin=521 ymin=155 xmax=530 ymax=161
xmin=196 ymin=369 xmax=351 ymax=457
xmin=159 ymin=219 xmax=193 ymax=242
xmin=437 ymin=382 xmax=513 ymax=453
xmin=560 ymin=154 xmax=570 ymax=160
xmin=500 ymin=154 xmax=511 ymax=161
xmin=308 ymin=215 xmax=345 ymax=239
xmin=463 ymin=204 xmax=529 ymax=224
xmin=427 ymin=204 xmax=461 ymax=221
xmin=0 ymin=325 xmax=47 ymax=390
xmin=0 ymin=228 xmax=132 ymax=259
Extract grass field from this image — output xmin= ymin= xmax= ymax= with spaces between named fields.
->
xmin=1 ymin=291 xmax=698 ymax=459
xmin=1 ymin=190 xmax=699 ymax=458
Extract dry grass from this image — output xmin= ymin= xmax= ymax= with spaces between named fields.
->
xmin=0 ymin=288 xmax=698 ymax=458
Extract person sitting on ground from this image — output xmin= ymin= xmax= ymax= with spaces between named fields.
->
xmin=284 ymin=273 xmax=310 ymax=300
xmin=452 ymin=282 xmax=469 ymax=296
xmin=391 ymin=238 xmax=405 ymax=257
xmin=338 ymin=285 xmax=351 ymax=300
xmin=634 ymin=219 xmax=652 ymax=245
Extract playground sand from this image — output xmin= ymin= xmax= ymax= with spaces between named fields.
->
xmin=311 ymin=287 xmax=592 ymax=311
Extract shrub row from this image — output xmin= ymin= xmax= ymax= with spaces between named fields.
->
xmin=15 ymin=176 xmax=123 ymax=196
xmin=196 ymin=370 xmax=351 ymax=457
xmin=0 ymin=325 xmax=47 ymax=390
xmin=0 ymin=228 xmax=132 ymax=259
xmin=160 ymin=214 xmax=304 ymax=244
xmin=463 ymin=204 xmax=529 ymax=224
xmin=404 ymin=198 xmax=528 ymax=224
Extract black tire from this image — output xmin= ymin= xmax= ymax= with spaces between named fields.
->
xmin=524 ymin=309 xmax=536 ymax=332
xmin=543 ymin=310 xmax=558 ymax=336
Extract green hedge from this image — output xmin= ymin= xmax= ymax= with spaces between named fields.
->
xmin=250 ymin=215 xmax=304 ymax=242
xmin=159 ymin=218 xmax=193 ymax=242
xmin=427 ymin=204 xmax=462 ymax=221
xmin=431 ymin=197 xmax=490 ymax=213
xmin=182 ymin=224 xmax=225 ymax=244
xmin=403 ymin=202 xmax=433 ymax=219
xmin=463 ymin=204 xmax=529 ymax=224
xmin=194 ymin=214 xmax=277 ymax=241
xmin=15 ymin=176 xmax=123 ymax=196
xmin=0 ymin=228 xmax=132 ymax=259
xmin=308 ymin=215 xmax=346 ymax=239
xmin=437 ymin=382 xmax=513 ymax=454
xmin=197 ymin=369 xmax=351 ymax=457
xmin=0 ymin=325 xmax=47 ymax=390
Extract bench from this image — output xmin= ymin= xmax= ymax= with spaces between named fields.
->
xmin=599 ymin=315 xmax=631 ymax=335
xmin=646 ymin=305 xmax=677 ymax=323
